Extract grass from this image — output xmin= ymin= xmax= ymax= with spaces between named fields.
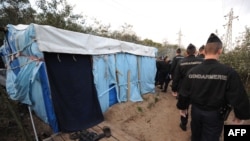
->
xmin=137 ymin=106 xmax=143 ymax=112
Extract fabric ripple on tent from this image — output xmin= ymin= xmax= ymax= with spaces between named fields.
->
xmin=44 ymin=52 xmax=104 ymax=132
xmin=92 ymin=54 xmax=119 ymax=113
xmin=1 ymin=24 xmax=59 ymax=132
xmin=115 ymin=53 xmax=143 ymax=102
xmin=139 ymin=56 xmax=157 ymax=94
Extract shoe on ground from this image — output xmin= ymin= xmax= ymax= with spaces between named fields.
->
xmin=161 ymin=90 xmax=166 ymax=92
xmin=179 ymin=123 xmax=187 ymax=131
xmin=69 ymin=131 xmax=81 ymax=140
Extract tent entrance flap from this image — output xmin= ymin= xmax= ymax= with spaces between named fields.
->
xmin=44 ymin=52 xmax=104 ymax=132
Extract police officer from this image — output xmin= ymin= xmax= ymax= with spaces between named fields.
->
xmin=157 ymin=56 xmax=171 ymax=90
xmin=177 ymin=33 xmax=250 ymax=141
xmin=171 ymin=43 xmax=204 ymax=131
xmin=170 ymin=48 xmax=184 ymax=80
xmin=161 ymin=56 xmax=172 ymax=92
xmin=196 ymin=45 xmax=205 ymax=59
xmin=170 ymin=48 xmax=184 ymax=96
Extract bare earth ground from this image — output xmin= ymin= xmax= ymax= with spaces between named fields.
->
xmin=1 ymin=85 xmax=250 ymax=141
xmin=104 ymin=87 xmax=192 ymax=141
xmin=103 ymin=86 xmax=250 ymax=141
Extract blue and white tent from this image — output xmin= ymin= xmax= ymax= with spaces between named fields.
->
xmin=0 ymin=24 xmax=158 ymax=133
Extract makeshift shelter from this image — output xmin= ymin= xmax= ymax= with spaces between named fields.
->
xmin=0 ymin=24 xmax=157 ymax=134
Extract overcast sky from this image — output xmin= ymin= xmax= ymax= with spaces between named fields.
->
xmin=30 ymin=0 xmax=250 ymax=48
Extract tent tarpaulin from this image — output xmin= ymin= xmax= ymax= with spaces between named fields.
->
xmin=10 ymin=24 xmax=157 ymax=57
xmin=0 ymin=23 xmax=158 ymax=133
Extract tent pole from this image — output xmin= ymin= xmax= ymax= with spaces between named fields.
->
xmin=137 ymin=56 xmax=141 ymax=94
xmin=114 ymin=54 xmax=120 ymax=102
xmin=127 ymin=70 xmax=131 ymax=101
xmin=28 ymin=106 xmax=39 ymax=141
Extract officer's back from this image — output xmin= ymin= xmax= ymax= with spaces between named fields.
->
xmin=172 ymin=44 xmax=203 ymax=93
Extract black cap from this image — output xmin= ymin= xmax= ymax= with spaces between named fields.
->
xmin=186 ymin=43 xmax=196 ymax=55
xmin=187 ymin=43 xmax=195 ymax=49
xmin=199 ymin=45 xmax=205 ymax=51
xmin=176 ymin=48 xmax=181 ymax=53
xmin=206 ymin=33 xmax=222 ymax=44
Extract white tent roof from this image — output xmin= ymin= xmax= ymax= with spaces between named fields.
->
xmin=13 ymin=24 xmax=157 ymax=57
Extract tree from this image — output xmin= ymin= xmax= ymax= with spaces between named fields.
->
xmin=0 ymin=0 xmax=36 ymax=45
xmin=220 ymin=26 xmax=250 ymax=94
xmin=241 ymin=26 xmax=250 ymax=50
xmin=34 ymin=0 xmax=83 ymax=32
xmin=0 ymin=0 xmax=35 ymax=25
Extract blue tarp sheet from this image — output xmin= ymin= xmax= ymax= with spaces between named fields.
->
xmin=0 ymin=24 xmax=58 ymax=132
xmin=92 ymin=54 xmax=156 ymax=112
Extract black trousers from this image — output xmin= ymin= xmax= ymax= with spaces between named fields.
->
xmin=162 ymin=78 xmax=171 ymax=91
xmin=158 ymin=72 xmax=166 ymax=87
xmin=191 ymin=105 xmax=224 ymax=141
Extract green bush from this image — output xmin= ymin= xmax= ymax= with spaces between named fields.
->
xmin=220 ymin=48 xmax=250 ymax=96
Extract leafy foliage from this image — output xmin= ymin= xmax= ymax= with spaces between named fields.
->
xmin=0 ymin=0 xmax=36 ymax=45
xmin=34 ymin=0 xmax=86 ymax=33
xmin=220 ymin=27 xmax=250 ymax=94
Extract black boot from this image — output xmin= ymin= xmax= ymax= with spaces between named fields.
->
xmin=179 ymin=123 xmax=187 ymax=131
xmin=179 ymin=114 xmax=188 ymax=131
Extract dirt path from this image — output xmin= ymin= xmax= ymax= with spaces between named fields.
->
xmin=103 ymin=87 xmax=250 ymax=141
xmin=104 ymin=88 xmax=191 ymax=141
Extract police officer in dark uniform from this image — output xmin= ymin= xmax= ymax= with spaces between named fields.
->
xmin=161 ymin=56 xmax=172 ymax=92
xmin=155 ymin=57 xmax=162 ymax=86
xmin=157 ymin=56 xmax=171 ymax=90
xmin=171 ymin=43 xmax=204 ymax=131
xmin=170 ymin=48 xmax=184 ymax=96
xmin=177 ymin=33 xmax=250 ymax=141
xmin=196 ymin=45 xmax=205 ymax=59
xmin=170 ymin=48 xmax=184 ymax=80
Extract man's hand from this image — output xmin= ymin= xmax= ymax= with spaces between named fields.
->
xmin=180 ymin=109 xmax=188 ymax=117
xmin=231 ymin=117 xmax=244 ymax=125
xmin=172 ymin=92 xmax=178 ymax=97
